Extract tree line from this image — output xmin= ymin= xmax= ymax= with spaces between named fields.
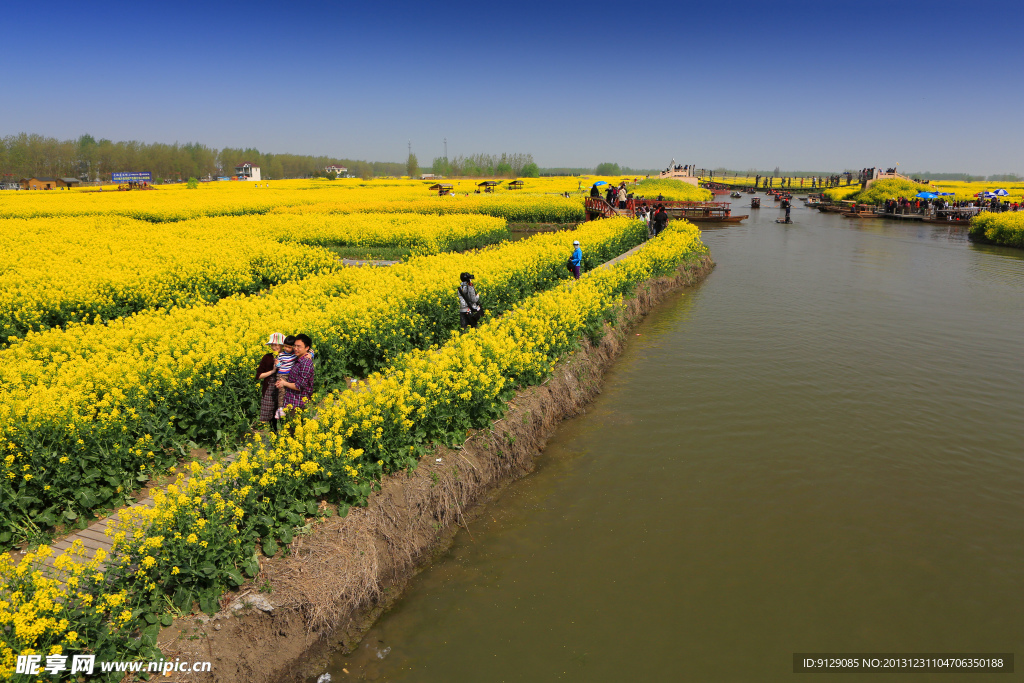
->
xmin=0 ymin=133 xmax=405 ymax=182
xmin=430 ymin=153 xmax=539 ymax=178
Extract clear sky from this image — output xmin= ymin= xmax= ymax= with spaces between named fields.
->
xmin=3 ymin=0 xmax=1021 ymax=174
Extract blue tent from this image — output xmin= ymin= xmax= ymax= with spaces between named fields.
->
xmin=593 ymin=181 xmax=607 ymax=186
xmin=915 ymin=192 xmax=938 ymax=199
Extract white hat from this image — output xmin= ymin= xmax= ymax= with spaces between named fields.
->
xmin=265 ymin=332 xmax=285 ymax=346
xmin=573 ymin=240 xmax=580 ymax=245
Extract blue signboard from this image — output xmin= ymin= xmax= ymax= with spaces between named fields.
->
xmin=112 ymin=172 xmax=151 ymax=182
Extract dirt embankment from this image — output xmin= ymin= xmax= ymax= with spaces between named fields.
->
xmin=160 ymin=254 xmax=714 ymax=683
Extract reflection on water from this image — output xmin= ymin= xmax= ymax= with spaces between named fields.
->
xmin=319 ymin=198 xmax=1024 ymax=682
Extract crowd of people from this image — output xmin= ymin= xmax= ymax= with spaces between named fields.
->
xmin=754 ymin=174 xmax=851 ymax=189
xmin=591 ymin=181 xmax=630 ymax=209
xmin=881 ymin=195 xmax=1022 ymax=216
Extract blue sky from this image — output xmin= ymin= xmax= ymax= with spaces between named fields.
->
xmin=3 ymin=0 xmax=1021 ymax=173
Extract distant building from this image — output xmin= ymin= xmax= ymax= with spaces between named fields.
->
xmin=234 ymin=162 xmax=261 ymax=181
xmin=20 ymin=177 xmax=58 ymax=190
xmin=58 ymin=177 xmax=82 ymax=188
xmin=1 ymin=182 xmax=20 ymax=190
xmin=325 ymin=165 xmax=348 ymax=176
xmin=420 ymin=173 xmax=436 ymax=180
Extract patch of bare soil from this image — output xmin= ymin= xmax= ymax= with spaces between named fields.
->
xmin=159 ymin=255 xmax=714 ymax=683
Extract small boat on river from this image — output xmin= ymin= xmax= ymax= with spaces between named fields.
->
xmin=730 ymin=191 xmax=742 ymax=198
xmin=750 ymin=197 xmax=761 ymax=208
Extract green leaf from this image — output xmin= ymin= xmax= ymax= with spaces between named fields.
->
xmin=226 ymin=569 xmax=244 ymax=587
xmin=160 ymin=614 xmax=173 ymax=627
xmin=141 ymin=623 xmax=160 ymax=646
xmin=172 ymin=587 xmax=193 ymax=612
xmin=199 ymin=592 xmax=218 ymax=616
xmin=262 ymin=537 xmax=279 ymax=557
xmin=242 ymin=558 xmax=259 ymax=578
xmin=337 ymin=503 xmax=350 ymax=518
xmin=63 ymin=508 xmax=78 ymax=521
xmin=279 ymin=527 xmax=293 ymax=545
xmin=144 ymin=612 xmax=158 ymax=624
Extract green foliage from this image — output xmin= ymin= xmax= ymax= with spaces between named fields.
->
xmin=186 ymin=176 xmax=199 ymax=189
xmin=406 ymin=153 xmax=419 ymax=179
xmin=596 ymin=162 xmax=621 ymax=175
xmin=325 ymin=170 xmax=338 ymax=181
xmin=520 ymin=162 xmax=540 ymax=178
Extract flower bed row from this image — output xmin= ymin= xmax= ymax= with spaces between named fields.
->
xmin=969 ymin=211 xmax=1024 ymax=248
xmin=0 ymin=218 xmax=646 ymax=547
xmin=0 ymin=213 xmax=509 ymax=341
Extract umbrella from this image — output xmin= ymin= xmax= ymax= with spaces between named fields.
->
xmin=593 ymin=181 xmax=607 ymax=186
xmin=995 ymin=189 xmax=1009 ymax=196
xmin=937 ymin=192 xmax=954 ymax=196
xmin=915 ymin=192 xmax=938 ymax=199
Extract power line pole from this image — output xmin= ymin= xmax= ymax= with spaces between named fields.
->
xmin=444 ymin=137 xmax=447 ymax=160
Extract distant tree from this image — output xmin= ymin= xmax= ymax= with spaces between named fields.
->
xmin=431 ymin=157 xmax=450 ymax=177
xmin=325 ymin=170 xmax=337 ymax=180
xmin=186 ymin=177 xmax=199 ymax=189
xmin=595 ymin=162 xmax=621 ymax=175
xmin=520 ymin=162 xmax=539 ymax=178
xmin=406 ymin=153 xmax=419 ymax=178
xmin=495 ymin=161 xmax=512 ymax=177
xmin=773 ymin=166 xmax=780 ymax=176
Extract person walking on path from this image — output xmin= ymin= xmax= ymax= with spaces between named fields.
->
xmin=653 ymin=205 xmax=669 ymax=235
xmin=277 ymin=334 xmax=315 ymax=415
xmin=458 ymin=272 xmax=483 ymax=329
xmin=568 ymin=240 xmax=583 ymax=280
xmin=617 ymin=184 xmax=627 ymax=209
xmin=256 ymin=332 xmax=284 ymax=432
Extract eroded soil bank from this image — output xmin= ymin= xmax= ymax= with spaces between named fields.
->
xmin=159 ymin=254 xmax=714 ymax=683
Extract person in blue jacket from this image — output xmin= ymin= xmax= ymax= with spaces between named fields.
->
xmin=568 ymin=240 xmax=583 ymax=279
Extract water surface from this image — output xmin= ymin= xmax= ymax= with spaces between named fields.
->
xmin=323 ymin=198 xmax=1024 ymax=682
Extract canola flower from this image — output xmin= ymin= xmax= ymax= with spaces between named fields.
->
xmin=628 ymin=178 xmax=714 ymax=202
xmin=0 ymin=212 xmax=508 ymax=341
xmin=969 ymin=211 xmax=1024 ymax=248
xmin=0 ymin=222 xmax=707 ymax=676
xmin=0 ymin=218 xmax=647 ymax=545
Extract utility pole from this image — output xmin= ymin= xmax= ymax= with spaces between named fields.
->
xmin=408 ymin=140 xmax=411 ymax=156
xmin=444 ymin=137 xmax=447 ymax=160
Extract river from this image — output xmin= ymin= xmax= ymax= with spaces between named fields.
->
xmin=319 ymin=196 xmax=1024 ymax=681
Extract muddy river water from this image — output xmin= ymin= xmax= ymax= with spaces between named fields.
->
xmin=321 ymin=197 xmax=1024 ymax=681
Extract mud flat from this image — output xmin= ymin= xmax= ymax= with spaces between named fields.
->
xmin=160 ymin=254 xmax=714 ymax=683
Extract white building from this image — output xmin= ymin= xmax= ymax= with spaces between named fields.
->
xmin=325 ymin=165 xmax=348 ymax=176
xmin=235 ymin=162 xmax=261 ymax=181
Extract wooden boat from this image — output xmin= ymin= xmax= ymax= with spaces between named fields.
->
xmin=841 ymin=205 xmax=878 ymax=218
xmin=730 ymin=191 xmax=742 ymax=198
xmin=750 ymin=197 xmax=761 ymax=208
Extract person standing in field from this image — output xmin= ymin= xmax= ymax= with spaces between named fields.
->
xmin=277 ymin=334 xmax=315 ymax=414
xmin=618 ymin=184 xmax=627 ymax=209
xmin=256 ymin=332 xmax=285 ymax=432
xmin=568 ymin=240 xmax=583 ymax=280
xmin=458 ymin=272 xmax=483 ymax=329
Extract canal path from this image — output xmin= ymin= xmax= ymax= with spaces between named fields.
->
xmin=320 ymin=197 xmax=1024 ymax=682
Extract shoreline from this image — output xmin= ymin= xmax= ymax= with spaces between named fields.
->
xmin=160 ymin=253 xmax=715 ymax=683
